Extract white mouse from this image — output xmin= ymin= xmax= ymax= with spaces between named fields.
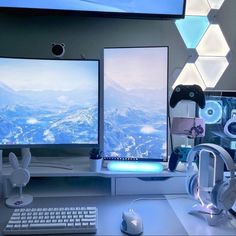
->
xmin=121 ymin=209 xmax=143 ymax=236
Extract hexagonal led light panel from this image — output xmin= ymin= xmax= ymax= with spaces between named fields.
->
xmin=175 ymin=16 xmax=209 ymax=49
xmin=172 ymin=63 xmax=206 ymax=91
xmin=174 ymin=0 xmax=229 ymax=90
xmin=208 ymin=0 xmax=225 ymax=9
xmin=195 ymin=57 xmax=229 ymax=87
xmin=196 ymin=24 xmax=230 ymax=57
xmin=186 ymin=0 xmax=210 ymax=16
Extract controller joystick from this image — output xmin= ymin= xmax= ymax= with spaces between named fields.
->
xmin=170 ymin=84 xmax=205 ymax=109
xmin=169 ymin=146 xmax=192 ymax=172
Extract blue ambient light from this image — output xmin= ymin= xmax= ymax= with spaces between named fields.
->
xmin=175 ymin=16 xmax=209 ymax=48
xmin=107 ymin=161 xmax=164 ymax=172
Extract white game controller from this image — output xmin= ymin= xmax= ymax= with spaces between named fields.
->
xmin=6 ymin=149 xmax=33 ymax=208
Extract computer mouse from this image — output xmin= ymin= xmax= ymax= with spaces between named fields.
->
xmin=121 ymin=209 xmax=143 ymax=236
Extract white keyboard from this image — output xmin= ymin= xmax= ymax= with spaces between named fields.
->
xmin=3 ymin=206 xmax=97 ymax=235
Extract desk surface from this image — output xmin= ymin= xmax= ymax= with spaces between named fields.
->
xmin=1 ymin=195 xmax=236 ymax=236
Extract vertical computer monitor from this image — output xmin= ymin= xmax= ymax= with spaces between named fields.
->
xmin=0 ymin=57 xmax=99 ymax=148
xmin=103 ymin=46 xmax=168 ymax=161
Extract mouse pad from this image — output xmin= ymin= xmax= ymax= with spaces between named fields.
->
xmin=0 ymin=195 xmax=188 ymax=236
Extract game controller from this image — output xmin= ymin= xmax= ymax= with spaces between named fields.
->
xmin=168 ymin=146 xmax=192 ymax=172
xmin=170 ymin=84 xmax=205 ymax=109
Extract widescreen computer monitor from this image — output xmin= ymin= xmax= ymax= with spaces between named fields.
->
xmin=103 ymin=47 xmax=168 ymax=161
xmin=0 ymin=57 xmax=99 ymax=148
xmin=0 ymin=0 xmax=186 ymax=19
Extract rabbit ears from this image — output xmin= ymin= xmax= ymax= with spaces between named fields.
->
xmin=9 ymin=151 xmax=31 ymax=169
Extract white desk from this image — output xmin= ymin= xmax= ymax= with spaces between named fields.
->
xmin=1 ymin=157 xmax=236 ymax=235
xmin=0 ymin=194 xmax=236 ymax=236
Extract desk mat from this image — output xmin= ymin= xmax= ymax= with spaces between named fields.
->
xmin=0 ymin=195 xmax=188 ymax=236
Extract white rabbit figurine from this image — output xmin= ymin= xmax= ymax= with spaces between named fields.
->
xmin=6 ymin=150 xmax=33 ymax=208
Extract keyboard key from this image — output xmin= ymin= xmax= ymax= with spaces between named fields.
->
xmin=6 ymin=225 xmax=13 ymax=229
xmin=30 ymin=223 xmax=66 ymax=228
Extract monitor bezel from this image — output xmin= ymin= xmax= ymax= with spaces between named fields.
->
xmin=0 ymin=56 xmax=100 ymax=149
xmin=0 ymin=0 xmax=186 ymax=20
xmin=102 ymin=46 xmax=169 ymax=162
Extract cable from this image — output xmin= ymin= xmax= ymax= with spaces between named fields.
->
xmin=229 ymin=208 xmax=236 ymax=217
xmin=168 ymin=110 xmax=174 ymax=154
xmin=129 ymin=196 xmax=191 ymax=209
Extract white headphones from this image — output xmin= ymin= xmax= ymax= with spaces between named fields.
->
xmin=224 ymin=117 xmax=236 ymax=139
xmin=186 ymin=143 xmax=236 ymax=211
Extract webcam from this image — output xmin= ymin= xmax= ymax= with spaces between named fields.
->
xmin=51 ymin=43 xmax=65 ymax=57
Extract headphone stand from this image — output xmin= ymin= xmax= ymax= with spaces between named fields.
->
xmin=186 ymin=144 xmax=236 ymax=226
xmin=188 ymin=149 xmax=227 ymax=226
xmin=189 ymin=204 xmax=230 ymax=226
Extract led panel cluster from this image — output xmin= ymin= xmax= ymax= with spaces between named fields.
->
xmin=174 ymin=0 xmax=228 ymax=90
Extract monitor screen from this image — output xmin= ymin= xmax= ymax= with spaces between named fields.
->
xmin=0 ymin=57 xmax=99 ymax=147
xmin=0 ymin=0 xmax=186 ymax=18
xmin=103 ymin=47 xmax=168 ymax=161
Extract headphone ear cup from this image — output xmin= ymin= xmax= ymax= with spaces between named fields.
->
xmin=212 ymin=180 xmax=236 ymax=210
xmin=211 ymin=181 xmax=231 ymax=210
xmin=211 ymin=181 xmax=223 ymax=208
xmin=187 ymin=173 xmax=198 ymax=199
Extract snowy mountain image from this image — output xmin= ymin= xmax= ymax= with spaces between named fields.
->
xmin=0 ymin=58 xmax=98 ymax=145
xmin=104 ymin=47 xmax=168 ymax=160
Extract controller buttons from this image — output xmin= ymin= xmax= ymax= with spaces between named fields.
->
xmin=175 ymin=87 xmax=181 ymax=92
xmin=189 ymin=92 xmax=195 ymax=98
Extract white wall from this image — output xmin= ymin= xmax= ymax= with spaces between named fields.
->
xmin=213 ymin=0 xmax=236 ymax=90
xmin=1 ymin=1 xmax=235 ymax=88
xmin=0 ymin=12 xmax=187 ymax=84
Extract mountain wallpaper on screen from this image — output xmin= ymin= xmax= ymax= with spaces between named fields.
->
xmin=104 ymin=47 xmax=168 ymax=160
xmin=0 ymin=58 xmax=98 ymax=145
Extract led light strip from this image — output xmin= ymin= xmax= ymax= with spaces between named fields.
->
xmin=107 ymin=161 xmax=163 ymax=172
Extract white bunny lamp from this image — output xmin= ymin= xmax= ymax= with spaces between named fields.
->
xmin=6 ymin=150 xmax=33 ymax=208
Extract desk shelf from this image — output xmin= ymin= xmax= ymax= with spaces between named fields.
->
xmin=4 ymin=176 xmax=112 ymax=198
xmin=1 ymin=155 xmax=188 ymax=198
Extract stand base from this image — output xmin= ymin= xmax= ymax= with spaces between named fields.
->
xmin=6 ymin=194 xmax=33 ymax=208
xmin=189 ymin=204 xmax=230 ymax=226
